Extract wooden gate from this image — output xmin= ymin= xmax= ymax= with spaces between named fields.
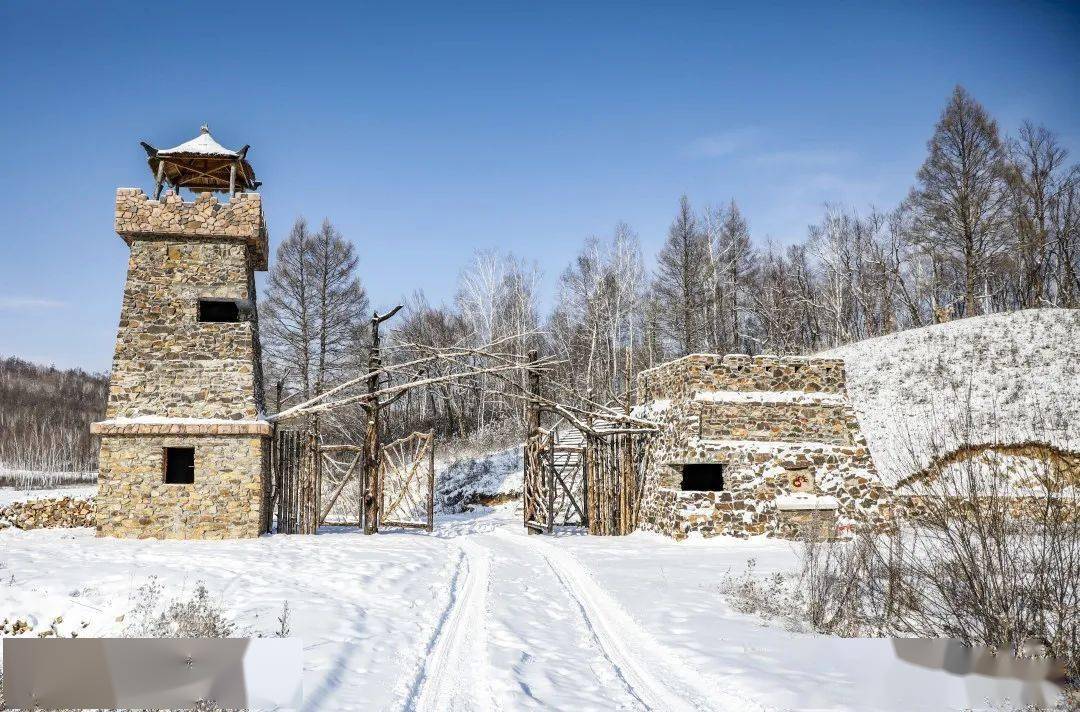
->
xmin=584 ymin=431 xmax=649 ymax=536
xmin=523 ymin=427 xmax=587 ymax=534
xmin=378 ymin=431 xmax=435 ymax=531
xmin=524 ymin=424 xmax=649 ymax=535
xmin=272 ymin=427 xmax=321 ymax=534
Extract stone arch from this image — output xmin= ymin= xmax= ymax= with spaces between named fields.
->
xmin=897 ymin=441 xmax=1080 ymax=490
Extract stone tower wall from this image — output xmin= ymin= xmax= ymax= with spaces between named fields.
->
xmin=94 ymin=189 xmax=270 ymax=540
xmin=96 ymin=434 xmax=268 ymax=539
xmin=104 ymin=237 xmax=264 ymax=419
xmin=115 ymin=188 xmax=267 ymax=265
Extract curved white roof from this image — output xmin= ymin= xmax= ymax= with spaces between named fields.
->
xmin=158 ymin=125 xmax=238 ymax=157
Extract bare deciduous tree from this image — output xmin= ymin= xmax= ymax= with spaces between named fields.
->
xmin=1007 ymin=122 xmax=1080 ymax=308
xmin=263 ymin=217 xmax=369 ymax=403
xmin=909 ymin=86 xmax=1011 ymax=317
xmin=704 ymin=199 xmax=755 ymax=353
xmin=653 ymin=195 xmax=710 ymax=355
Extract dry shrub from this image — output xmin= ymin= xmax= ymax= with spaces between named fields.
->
xmin=126 ymin=576 xmax=236 ymax=639
xmin=793 ymin=399 xmax=1080 ymax=702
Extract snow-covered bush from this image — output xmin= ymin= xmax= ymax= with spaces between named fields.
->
xmin=126 ymin=577 xmax=236 ymax=639
xmin=719 ymin=558 xmax=803 ymax=629
xmin=791 ymin=400 xmax=1080 ymax=695
xmin=798 ymin=531 xmax=877 ymax=637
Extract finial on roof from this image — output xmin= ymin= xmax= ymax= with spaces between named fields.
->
xmin=200 ymin=124 xmax=210 ymax=134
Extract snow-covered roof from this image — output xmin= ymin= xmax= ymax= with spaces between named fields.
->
xmin=157 ymin=125 xmax=239 ymax=157
xmin=820 ymin=308 xmax=1080 ymax=485
xmin=141 ymin=125 xmax=259 ymax=194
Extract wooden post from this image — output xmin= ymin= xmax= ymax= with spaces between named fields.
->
xmin=583 ymin=388 xmax=593 ymax=531
xmin=525 ymin=349 xmax=541 ymax=534
xmin=266 ymin=423 xmax=278 ymax=534
xmin=362 ymin=312 xmax=382 ymax=535
xmin=427 ymin=430 xmax=435 ymax=533
xmin=526 ymin=349 xmax=540 ymax=436
xmin=313 ymin=414 xmax=322 ymax=531
xmin=299 ymin=426 xmax=319 ymax=534
xmin=547 ymin=436 xmax=556 ymax=534
xmin=229 ymin=162 xmax=237 ymax=195
xmin=154 ymin=161 xmax=165 ymax=200
xmin=621 ymin=348 xmax=633 ymax=535
xmin=362 ymin=306 xmax=403 ymax=534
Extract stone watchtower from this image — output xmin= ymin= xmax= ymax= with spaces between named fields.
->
xmin=91 ymin=126 xmax=271 ymax=539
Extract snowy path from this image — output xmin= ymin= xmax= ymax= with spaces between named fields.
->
xmin=0 ymin=499 xmax=1064 ymax=710
xmin=410 ymin=539 xmax=494 ymax=711
xmin=405 ymin=511 xmax=753 ymax=711
xmin=520 ymin=532 xmax=757 ymax=711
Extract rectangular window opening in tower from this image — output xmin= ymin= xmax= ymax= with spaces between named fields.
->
xmin=164 ymin=447 xmax=195 ymax=484
xmin=680 ymin=463 xmax=725 ymax=491
xmin=198 ymin=299 xmax=244 ymax=323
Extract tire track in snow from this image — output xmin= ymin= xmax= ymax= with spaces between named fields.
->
xmin=517 ymin=533 xmax=761 ymax=712
xmin=408 ymin=539 xmax=493 ymax=712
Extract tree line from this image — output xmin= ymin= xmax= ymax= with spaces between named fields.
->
xmin=0 ymin=356 xmax=108 ymax=474
xmin=262 ymin=85 xmax=1079 ymax=442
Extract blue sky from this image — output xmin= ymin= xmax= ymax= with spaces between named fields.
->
xmin=1 ymin=1 xmax=1077 ymax=371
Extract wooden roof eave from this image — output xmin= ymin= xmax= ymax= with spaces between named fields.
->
xmin=149 ymin=156 xmax=258 ymax=192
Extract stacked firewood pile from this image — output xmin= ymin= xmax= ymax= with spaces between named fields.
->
xmin=0 ymin=496 xmax=94 ymax=530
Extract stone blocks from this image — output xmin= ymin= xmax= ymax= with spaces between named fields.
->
xmin=639 ymin=353 xmax=847 ymax=403
xmin=0 ymin=497 xmax=95 ymax=530
xmin=94 ymin=189 xmax=271 ymax=540
xmin=96 ymin=435 xmax=268 ymax=539
xmin=635 ymin=354 xmax=892 ymax=540
xmin=115 ymin=189 xmax=267 ymax=269
xmin=103 ymin=236 xmax=264 ymax=420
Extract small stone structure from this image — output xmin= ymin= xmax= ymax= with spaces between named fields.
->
xmin=636 ymin=354 xmax=891 ymax=539
xmin=91 ymin=132 xmax=272 ymax=539
xmin=0 ymin=496 xmax=95 ymax=530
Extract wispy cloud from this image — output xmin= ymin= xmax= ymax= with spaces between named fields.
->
xmin=0 ymin=297 xmax=67 ymax=310
xmin=687 ymin=127 xmax=760 ymax=158
xmin=752 ymin=147 xmax=856 ymax=167
xmin=689 ymin=130 xmax=857 ymax=170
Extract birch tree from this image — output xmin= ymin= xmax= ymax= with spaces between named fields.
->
xmin=1007 ymin=122 xmax=1080 ymax=307
xmin=705 ymin=199 xmax=755 ymax=352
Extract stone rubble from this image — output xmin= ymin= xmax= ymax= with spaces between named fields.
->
xmin=0 ymin=496 xmax=95 ymax=530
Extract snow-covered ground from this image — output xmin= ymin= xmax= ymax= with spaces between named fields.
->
xmin=435 ymin=447 xmax=522 ymax=513
xmin=823 ymin=308 xmax=1080 ymax=483
xmin=2 ymin=309 xmax=1074 ymax=709
xmin=0 ymin=505 xmax=1061 ymax=711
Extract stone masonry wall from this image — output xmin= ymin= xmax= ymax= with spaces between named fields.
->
xmin=115 ymin=188 xmax=268 ymax=269
xmin=636 ymin=354 xmax=892 ymax=539
xmin=104 ymin=230 xmax=265 ymax=421
xmin=95 ymin=189 xmax=271 ymax=540
xmin=640 ymin=353 xmax=847 ymax=402
xmin=699 ymin=401 xmax=854 ymax=445
xmin=96 ymin=435 xmax=267 ymax=539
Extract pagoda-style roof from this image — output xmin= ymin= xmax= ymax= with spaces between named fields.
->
xmin=141 ymin=125 xmax=260 ymax=197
